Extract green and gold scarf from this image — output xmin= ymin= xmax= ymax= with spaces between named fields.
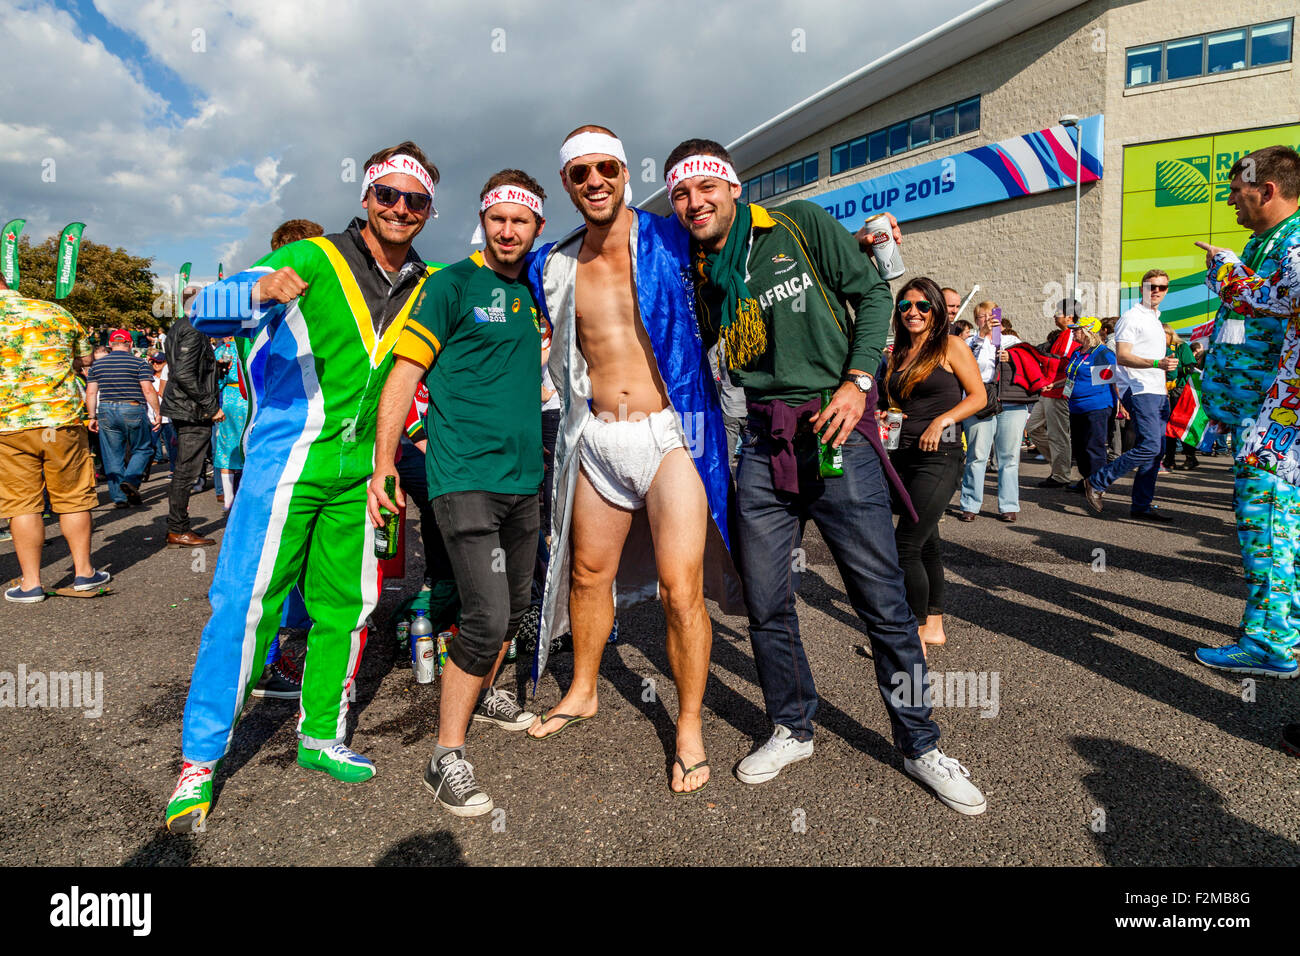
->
xmin=694 ymin=202 xmax=767 ymax=369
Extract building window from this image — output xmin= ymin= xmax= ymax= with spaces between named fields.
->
xmin=932 ymin=106 xmax=956 ymax=141
xmin=1125 ymin=19 xmax=1293 ymax=86
xmin=909 ymin=114 xmax=931 ymax=149
xmin=1251 ymin=19 xmax=1292 ymax=66
xmin=1207 ymin=28 xmax=1247 ymax=73
xmin=1126 ymin=43 xmax=1161 ymax=85
xmin=741 ymin=152 xmax=820 ymax=203
xmin=1164 ymin=36 xmax=1204 ymax=80
xmin=887 ymin=122 xmax=908 ymax=155
xmin=956 ymin=97 xmax=980 ymax=135
xmin=830 ymin=143 xmax=849 ymax=175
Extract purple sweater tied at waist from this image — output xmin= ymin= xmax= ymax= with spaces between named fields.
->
xmin=745 ymin=390 xmax=917 ymax=523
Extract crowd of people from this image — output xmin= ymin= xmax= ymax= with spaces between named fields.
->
xmin=2 ymin=131 xmax=1297 ymax=835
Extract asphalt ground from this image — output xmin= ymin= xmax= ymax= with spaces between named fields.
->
xmin=1 ymin=452 xmax=1297 ymax=868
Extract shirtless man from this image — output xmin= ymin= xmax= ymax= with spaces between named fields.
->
xmin=525 ymin=126 xmax=740 ymax=795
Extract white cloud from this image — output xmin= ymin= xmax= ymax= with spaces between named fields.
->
xmin=3 ymin=0 xmax=979 ymax=273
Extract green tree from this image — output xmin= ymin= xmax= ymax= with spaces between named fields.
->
xmin=15 ymin=235 xmax=162 ymax=331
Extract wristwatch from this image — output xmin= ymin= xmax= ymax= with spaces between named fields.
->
xmin=848 ymin=373 xmax=874 ymax=394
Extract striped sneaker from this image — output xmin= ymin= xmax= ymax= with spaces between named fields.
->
xmin=165 ymin=762 xmax=213 ymax=833
xmin=296 ymin=742 xmax=376 ymax=782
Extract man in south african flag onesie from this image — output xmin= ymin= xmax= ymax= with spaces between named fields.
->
xmin=165 ymin=142 xmax=441 ymax=832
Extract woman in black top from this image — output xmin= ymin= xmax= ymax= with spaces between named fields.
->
xmin=880 ymin=277 xmax=986 ymax=654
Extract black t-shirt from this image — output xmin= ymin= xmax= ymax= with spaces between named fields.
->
xmin=886 ymin=363 xmax=963 ymax=449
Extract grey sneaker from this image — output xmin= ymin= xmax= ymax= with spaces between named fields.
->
xmin=736 ymin=725 xmax=814 ymax=784
xmin=472 ymin=687 xmax=536 ymax=731
xmin=904 ymin=748 xmax=987 ymax=815
xmin=423 ymin=750 xmax=493 ymax=817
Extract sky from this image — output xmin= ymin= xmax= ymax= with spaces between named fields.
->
xmin=1 ymin=0 xmax=979 ymax=282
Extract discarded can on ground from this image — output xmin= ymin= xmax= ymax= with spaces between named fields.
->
xmin=411 ymin=610 xmax=435 ymax=684
xmin=864 ymin=214 xmax=905 ymax=280
xmin=884 ymin=408 xmax=904 ymax=451
xmin=395 ymin=618 xmax=410 ymax=667
xmin=436 ymin=627 xmax=457 ymax=676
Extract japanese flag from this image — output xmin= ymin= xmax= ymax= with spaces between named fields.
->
xmin=1091 ymin=363 xmax=1117 ymax=386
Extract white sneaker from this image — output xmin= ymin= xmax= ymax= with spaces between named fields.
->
xmin=904 ymin=748 xmax=987 ymax=815
xmin=736 ymin=725 xmax=814 ymax=784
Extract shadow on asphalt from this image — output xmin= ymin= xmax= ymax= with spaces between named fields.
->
xmin=123 ymin=830 xmax=202 ymax=867
xmin=374 ymin=831 xmax=466 ymax=866
xmin=1075 ymin=735 xmax=1299 ymax=865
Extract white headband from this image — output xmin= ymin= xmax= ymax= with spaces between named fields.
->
xmin=471 ymin=185 xmax=545 ymax=246
xmin=559 ymin=132 xmax=633 ymax=207
xmin=559 ymin=132 xmax=627 ymax=167
xmin=480 ymin=185 xmax=544 ymax=217
xmin=665 ymin=155 xmax=740 ymax=193
xmin=359 ymin=153 xmax=436 ymax=203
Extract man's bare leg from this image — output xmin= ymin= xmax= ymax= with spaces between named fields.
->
xmin=527 ymin=467 xmax=633 ymax=738
xmin=645 ymin=448 xmax=711 ymax=792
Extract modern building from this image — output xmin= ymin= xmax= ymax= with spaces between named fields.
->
xmin=642 ymin=0 xmax=1298 ymax=341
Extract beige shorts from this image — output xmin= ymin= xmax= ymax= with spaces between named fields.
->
xmin=0 ymin=425 xmax=98 ymax=518
xmin=578 ymin=407 xmax=685 ymax=510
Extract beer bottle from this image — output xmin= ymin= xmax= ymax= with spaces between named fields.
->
xmin=818 ymin=388 xmax=844 ymax=478
xmin=374 ymin=475 xmax=400 ymax=559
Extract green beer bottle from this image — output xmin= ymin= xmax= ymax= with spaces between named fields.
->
xmin=374 ymin=475 xmax=400 ymax=560
xmin=818 ymin=388 xmax=844 ymax=478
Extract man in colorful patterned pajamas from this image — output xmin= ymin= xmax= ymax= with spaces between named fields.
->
xmin=165 ymin=142 xmax=440 ymax=832
xmin=1196 ymin=146 xmax=1300 ymax=678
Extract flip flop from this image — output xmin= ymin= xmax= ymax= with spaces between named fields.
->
xmin=528 ymin=711 xmax=591 ymax=740
xmin=53 ymin=585 xmax=112 ymax=598
xmin=670 ymin=755 xmax=710 ymax=796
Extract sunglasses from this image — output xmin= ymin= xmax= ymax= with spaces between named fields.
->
xmin=1147 ymin=283 xmax=1169 ymax=291
xmin=897 ymin=299 xmax=934 ymax=315
xmin=566 ymin=159 xmax=622 ymax=185
xmin=369 ymin=183 xmax=433 ymax=214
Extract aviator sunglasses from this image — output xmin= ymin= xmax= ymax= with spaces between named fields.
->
xmin=369 ymin=183 xmax=434 ymax=214
xmin=897 ymin=299 xmax=934 ymax=315
xmin=567 ymin=159 xmax=622 ymax=185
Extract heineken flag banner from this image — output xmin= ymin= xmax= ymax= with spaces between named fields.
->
xmin=217 ymin=262 xmax=224 ymax=281
xmin=176 ymin=262 xmax=192 ymax=316
xmin=54 ymin=222 xmax=85 ymax=299
xmin=1167 ymin=368 xmax=1210 ymax=446
xmin=1 ymin=218 xmax=24 ymax=287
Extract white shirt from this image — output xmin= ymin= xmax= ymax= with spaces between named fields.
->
xmin=971 ymin=333 xmax=1022 ymax=383
xmin=541 ymin=364 xmax=560 ymax=412
xmin=1114 ymin=302 xmax=1166 ymax=397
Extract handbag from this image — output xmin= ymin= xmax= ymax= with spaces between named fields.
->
xmin=975 ymin=350 xmax=1003 ymax=420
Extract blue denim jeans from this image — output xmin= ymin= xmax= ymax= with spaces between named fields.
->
xmin=735 ymin=421 xmax=939 ymax=758
xmin=1087 ymin=391 xmax=1169 ymax=512
xmin=98 ymin=402 xmax=154 ymax=503
xmin=960 ymin=403 xmax=1031 ymax=514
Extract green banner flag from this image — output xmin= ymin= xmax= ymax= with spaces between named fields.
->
xmin=175 ymin=262 xmax=192 ymax=317
xmin=217 ymin=262 xmax=224 ymax=281
xmin=1 ymin=219 xmax=24 ymax=287
xmin=54 ymin=222 xmax=85 ymax=299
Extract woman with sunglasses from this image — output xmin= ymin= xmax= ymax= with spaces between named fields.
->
xmin=880 ymin=277 xmax=986 ymax=653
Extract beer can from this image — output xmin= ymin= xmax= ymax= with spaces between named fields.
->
xmin=436 ymin=628 xmax=455 ymax=676
xmin=885 ymin=408 xmax=904 ymax=451
xmin=413 ymin=634 xmax=436 ymax=683
xmin=863 ymin=214 xmax=905 ymax=280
